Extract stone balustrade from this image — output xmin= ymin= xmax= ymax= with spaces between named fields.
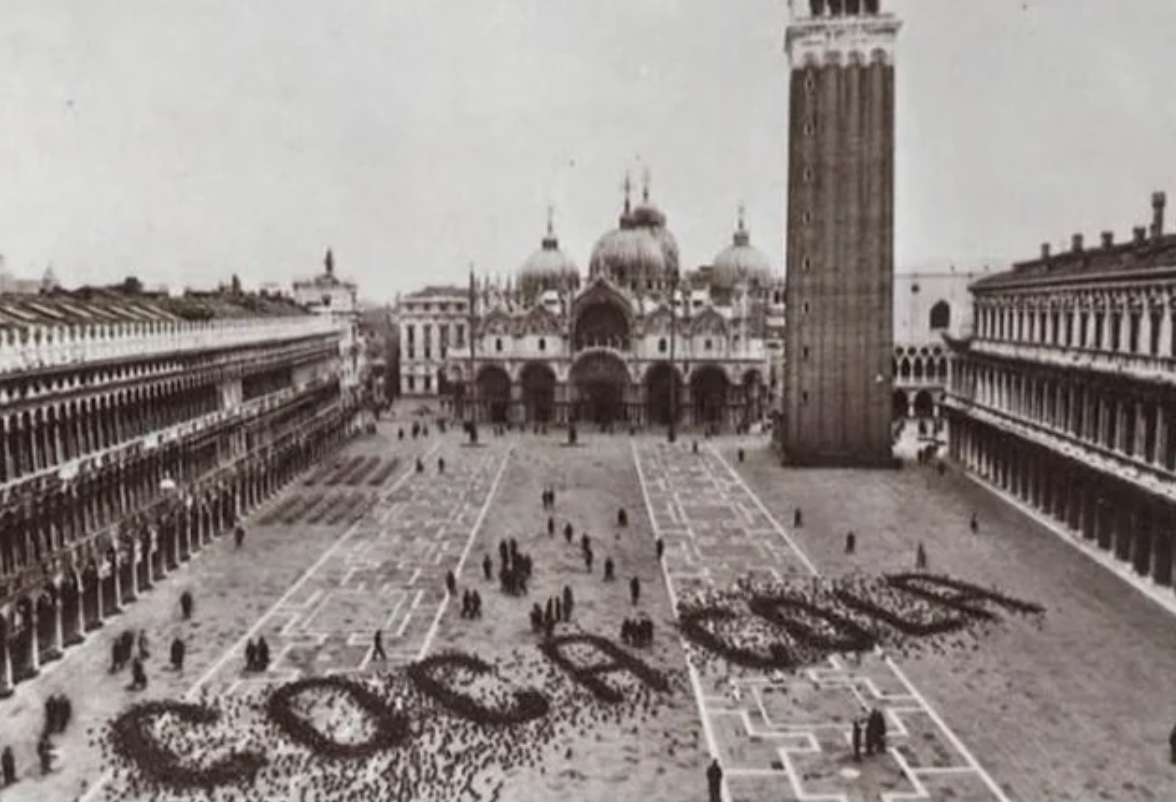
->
xmin=0 ymin=316 xmax=342 ymax=375
xmin=971 ymin=339 xmax=1176 ymax=386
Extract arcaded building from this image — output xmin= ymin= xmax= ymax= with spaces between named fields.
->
xmin=780 ymin=0 xmax=901 ymax=466
xmin=0 ymin=287 xmax=358 ymax=694
xmin=891 ymin=267 xmax=990 ymax=421
xmin=945 ymin=191 xmax=1176 ymax=589
xmin=443 ymin=182 xmax=780 ymax=429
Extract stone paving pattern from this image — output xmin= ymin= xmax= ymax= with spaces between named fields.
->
xmin=3 ymin=425 xmax=1175 ymax=802
xmin=0 ymin=426 xmax=437 ymax=802
xmin=720 ymin=437 xmax=1176 ymax=802
xmin=636 ymin=441 xmax=1008 ymax=802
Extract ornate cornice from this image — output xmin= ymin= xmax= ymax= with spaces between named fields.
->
xmin=785 ymin=14 xmax=900 ymax=69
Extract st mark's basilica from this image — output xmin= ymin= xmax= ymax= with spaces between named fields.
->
xmin=443 ymin=176 xmax=782 ymax=429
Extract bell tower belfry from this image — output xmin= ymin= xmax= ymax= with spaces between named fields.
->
xmin=780 ymin=0 xmax=901 ymax=467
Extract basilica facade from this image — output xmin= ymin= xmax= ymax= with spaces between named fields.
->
xmin=442 ymin=181 xmax=781 ymax=430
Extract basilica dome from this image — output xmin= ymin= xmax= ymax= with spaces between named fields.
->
xmin=588 ymin=179 xmax=680 ymax=292
xmin=710 ymin=210 xmax=772 ymax=291
xmin=519 ymin=214 xmax=580 ymax=303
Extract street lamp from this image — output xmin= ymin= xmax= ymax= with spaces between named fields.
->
xmin=668 ymin=270 xmax=679 ymax=443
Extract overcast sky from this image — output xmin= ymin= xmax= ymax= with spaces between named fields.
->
xmin=1 ymin=0 xmax=1174 ymax=301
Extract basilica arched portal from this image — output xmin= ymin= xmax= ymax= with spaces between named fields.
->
xmin=570 ymin=352 xmax=629 ymax=425
xmin=476 ymin=365 xmax=512 ymax=424
xmin=691 ymin=365 xmax=729 ymax=426
xmin=645 ymin=362 xmax=683 ymax=426
xmin=520 ymin=362 xmax=557 ymax=424
xmin=573 ymin=300 xmax=631 ymax=351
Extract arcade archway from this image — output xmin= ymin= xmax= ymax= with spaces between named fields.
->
xmin=913 ymin=389 xmax=935 ymax=418
xmin=691 ymin=365 xmax=729 ymax=426
xmin=574 ymin=301 xmax=630 ymax=351
xmin=741 ymin=369 xmax=764 ymax=424
xmin=571 ymin=352 xmax=629 ymax=425
xmin=520 ymin=362 xmax=557 ymax=424
xmin=476 ymin=365 xmax=512 ymax=424
xmin=893 ymin=389 xmax=909 ymax=420
xmin=645 ymin=362 xmax=683 ymax=425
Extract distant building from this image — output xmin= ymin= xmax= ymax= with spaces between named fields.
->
xmin=394 ymin=285 xmax=470 ymax=399
xmin=437 ymin=181 xmax=775 ymax=429
xmin=292 ymin=249 xmax=366 ymax=399
xmin=945 ymin=190 xmax=1176 ymax=589
xmin=0 ymin=257 xmax=56 ymax=296
xmin=892 ymin=266 xmax=991 ymax=420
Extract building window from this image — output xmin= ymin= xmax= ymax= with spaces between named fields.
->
xmin=802 ymin=257 xmax=811 ymax=272
xmin=928 ymin=300 xmax=951 ymax=330
xmin=704 ymin=339 xmax=713 ymax=351
xmin=1110 ymin=312 xmax=1122 ymax=351
xmin=803 ymin=168 xmax=813 ymax=183
xmin=456 ymin=324 xmax=466 ymax=348
xmin=802 ymin=346 xmax=810 ymax=361
xmin=538 ymin=338 xmax=546 ymax=351
xmin=1093 ymin=312 xmax=1104 ymax=349
xmin=424 ymin=347 xmax=431 ymax=361
xmin=1150 ymin=311 xmax=1162 ymax=355
xmin=407 ymin=345 xmax=415 ymax=360
xmin=1128 ymin=312 xmax=1141 ymax=353
xmin=1079 ymin=313 xmax=1088 ymax=347
xmin=1065 ymin=312 xmax=1074 ymax=346
xmin=407 ymin=324 xmax=416 ymax=344
xmin=423 ymin=375 xmax=432 ymax=392
xmin=801 ymin=391 xmax=809 ymax=405
xmin=802 ymin=211 xmax=812 ymax=224
xmin=407 ymin=376 xmax=416 ymax=392
xmin=495 ymin=338 xmax=503 ymax=352
xmin=804 ymin=122 xmax=814 ymax=136
xmin=802 ymin=301 xmax=810 ymax=316
xmin=658 ymin=338 xmax=667 ymax=353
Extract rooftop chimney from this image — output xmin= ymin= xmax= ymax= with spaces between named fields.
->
xmin=1134 ymin=226 xmax=1147 ymax=245
xmin=1040 ymin=242 xmax=1051 ymax=260
xmin=1101 ymin=231 xmax=1114 ymax=249
xmin=1152 ymin=191 xmax=1166 ymax=238
xmin=1071 ymin=233 xmax=1084 ymax=253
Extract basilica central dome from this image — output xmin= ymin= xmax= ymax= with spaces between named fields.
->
xmin=588 ymin=176 xmax=680 ymax=292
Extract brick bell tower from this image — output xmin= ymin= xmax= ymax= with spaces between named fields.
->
xmin=781 ymin=0 xmax=900 ymax=467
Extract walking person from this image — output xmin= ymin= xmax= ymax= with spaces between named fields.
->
xmin=852 ymin=718 xmax=863 ymax=761
xmin=372 ymin=629 xmax=386 ymax=662
xmin=706 ymin=758 xmax=723 ymax=802
xmin=915 ymin=542 xmax=927 ymax=571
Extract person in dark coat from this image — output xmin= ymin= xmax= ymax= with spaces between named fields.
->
xmin=617 ymin=508 xmax=628 ymax=527
xmin=170 ymin=637 xmax=186 ymax=671
xmin=845 ymin=531 xmax=856 ymax=554
xmin=630 ymin=576 xmax=641 ymax=605
xmin=1 ymin=744 xmax=14 ymax=784
xmin=603 ymin=557 xmax=615 ymax=582
xmin=1169 ymin=722 xmax=1176 ymax=764
xmin=915 ymin=543 xmax=927 ymax=571
xmin=794 ymin=508 xmax=803 ymax=528
xmin=234 ymin=525 xmax=245 ymax=548
xmin=656 ymin=538 xmax=665 ymax=561
xmin=372 ymin=630 xmax=386 ymax=661
xmin=483 ymin=554 xmax=493 ymax=581
xmin=445 ymin=570 xmax=457 ymax=596
xmin=180 ymin=590 xmax=194 ymax=620
xmin=706 ymin=758 xmax=723 ymax=802
xmin=852 ymin=719 xmax=863 ymax=761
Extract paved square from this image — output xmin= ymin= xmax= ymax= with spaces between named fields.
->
xmin=2 ymin=429 xmax=1173 ymax=802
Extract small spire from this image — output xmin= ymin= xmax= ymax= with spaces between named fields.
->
xmin=622 ymin=172 xmax=632 ymax=214
xmin=546 ymin=204 xmax=555 ymax=237
xmin=733 ymin=204 xmax=751 ymax=246
xmin=642 ymin=167 xmax=651 ymax=203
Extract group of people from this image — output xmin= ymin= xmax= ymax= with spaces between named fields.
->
xmin=244 ymin=637 xmax=271 ymax=672
xmin=620 ymin=615 xmax=654 ymax=647
xmin=851 ymin=708 xmax=889 ymax=760
xmin=110 ymin=628 xmax=150 ymax=690
xmin=530 ymin=585 xmax=575 ymax=638
xmin=459 ymin=588 xmax=483 ymax=618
